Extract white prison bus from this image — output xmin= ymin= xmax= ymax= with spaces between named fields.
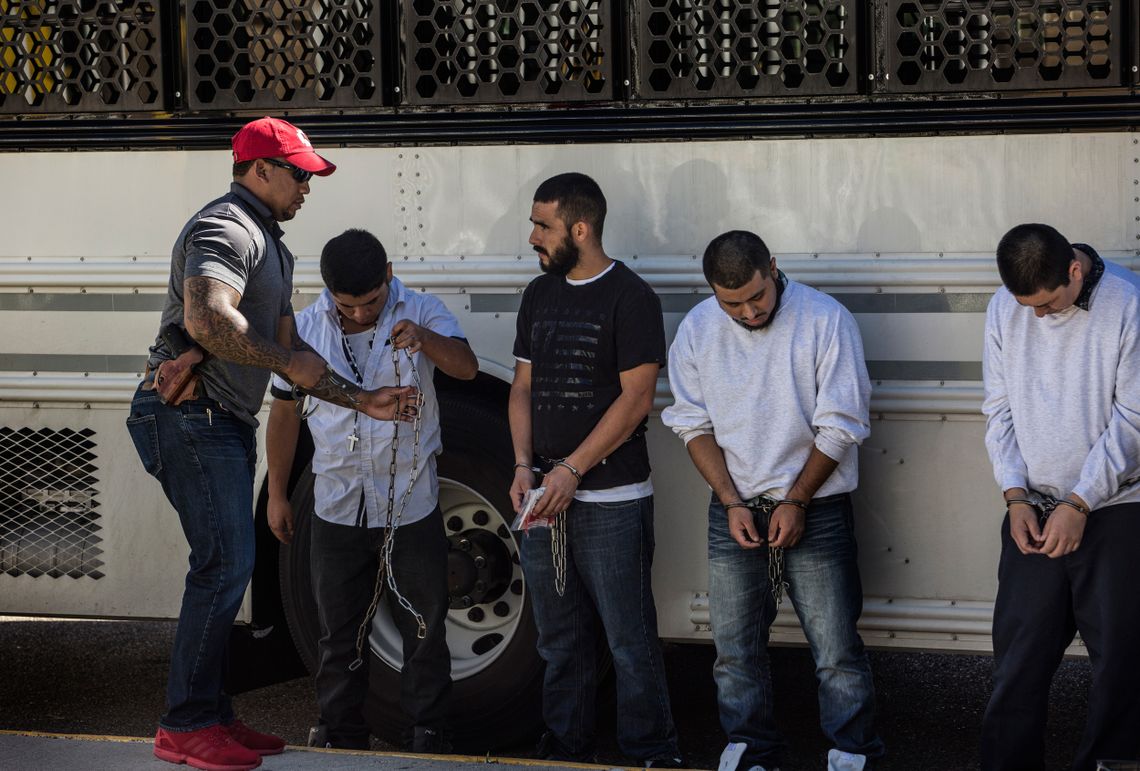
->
xmin=1 ymin=0 xmax=1136 ymax=749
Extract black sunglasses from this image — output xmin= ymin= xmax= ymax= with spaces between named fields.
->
xmin=262 ymin=157 xmax=313 ymax=183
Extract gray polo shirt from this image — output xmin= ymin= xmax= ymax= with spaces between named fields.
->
xmin=147 ymin=183 xmax=294 ymax=426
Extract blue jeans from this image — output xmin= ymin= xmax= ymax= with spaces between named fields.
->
xmin=520 ymin=495 xmax=679 ymax=762
xmin=126 ymin=385 xmax=257 ymax=731
xmin=707 ymin=493 xmax=883 ymax=768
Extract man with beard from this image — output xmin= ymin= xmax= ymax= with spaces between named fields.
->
xmin=662 ymin=230 xmax=884 ymax=771
xmin=508 ymin=173 xmax=682 ymax=767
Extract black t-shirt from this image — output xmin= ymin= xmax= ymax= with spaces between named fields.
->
xmin=513 ymin=261 xmax=666 ymax=490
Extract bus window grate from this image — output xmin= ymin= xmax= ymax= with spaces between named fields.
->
xmin=0 ymin=1 xmax=163 ymax=114
xmin=887 ymin=1 xmax=1120 ymax=92
xmin=636 ymin=0 xmax=858 ymax=98
xmin=402 ymin=0 xmax=612 ymax=104
xmin=0 ymin=427 xmax=104 ymax=580
xmin=186 ymin=0 xmax=383 ymax=109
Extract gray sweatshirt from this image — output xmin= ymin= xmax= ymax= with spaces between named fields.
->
xmin=662 ymin=279 xmax=871 ymax=500
xmin=982 ymin=258 xmax=1140 ymax=510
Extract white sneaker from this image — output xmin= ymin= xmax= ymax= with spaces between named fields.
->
xmin=718 ymin=742 xmax=780 ymax=771
xmin=827 ymin=749 xmax=867 ymax=771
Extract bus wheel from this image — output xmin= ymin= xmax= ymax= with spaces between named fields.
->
xmin=278 ymin=394 xmax=544 ymax=751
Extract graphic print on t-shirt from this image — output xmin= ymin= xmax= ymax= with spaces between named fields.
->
xmin=531 ymin=310 xmax=604 ymax=412
xmin=512 ymin=261 xmax=665 ymax=489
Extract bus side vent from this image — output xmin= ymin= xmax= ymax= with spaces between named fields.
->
xmin=402 ymin=0 xmax=612 ymax=104
xmin=0 ymin=1 xmax=164 ymax=114
xmin=886 ymin=1 xmax=1121 ymax=92
xmin=186 ymin=0 xmax=383 ymax=109
xmin=0 ymin=427 xmax=105 ymax=580
xmin=636 ymin=0 xmax=858 ymax=98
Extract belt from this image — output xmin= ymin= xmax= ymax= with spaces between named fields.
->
xmin=807 ymin=492 xmax=850 ymax=506
xmin=141 ymin=362 xmax=159 ymax=386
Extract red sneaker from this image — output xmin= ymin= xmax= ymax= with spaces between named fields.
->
xmin=223 ymin=719 xmax=286 ymax=756
xmin=153 ymin=725 xmax=262 ymax=771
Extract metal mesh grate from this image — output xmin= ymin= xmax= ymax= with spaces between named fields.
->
xmin=886 ymin=1 xmax=1120 ymax=92
xmin=402 ymin=0 xmax=611 ymax=104
xmin=186 ymin=0 xmax=382 ymax=109
xmin=0 ymin=427 xmax=104 ymax=580
xmin=637 ymin=0 xmax=857 ymax=97
xmin=0 ymin=1 xmax=163 ymax=114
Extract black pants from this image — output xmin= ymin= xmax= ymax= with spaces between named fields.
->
xmin=311 ymin=509 xmax=452 ymax=748
xmin=981 ymin=502 xmax=1140 ymax=771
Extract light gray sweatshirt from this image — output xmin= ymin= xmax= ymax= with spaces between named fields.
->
xmin=662 ymin=279 xmax=871 ymax=500
xmin=982 ymin=259 xmax=1140 ymax=510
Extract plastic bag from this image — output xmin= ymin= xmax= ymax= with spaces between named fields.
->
xmin=511 ymin=486 xmax=557 ymax=531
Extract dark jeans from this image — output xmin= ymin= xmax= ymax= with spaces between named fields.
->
xmin=519 ymin=495 xmax=680 ymax=762
xmin=126 ymin=386 xmax=257 ymax=731
xmin=981 ymin=503 xmax=1140 ymax=771
xmin=311 ymin=508 xmax=452 ymax=749
xmin=707 ymin=493 xmax=883 ymax=769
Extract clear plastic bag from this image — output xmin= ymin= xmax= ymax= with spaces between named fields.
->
xmin=511 ymin=486 xmax=557 ymax=531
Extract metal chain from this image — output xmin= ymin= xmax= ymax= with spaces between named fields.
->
xmin=550 ymin=509 xmax=567 ymax=597
xmin=537 ymin=455 xmax=571 ymax=598
xmin=348 ymin=546 xmax=388 ymax=672
xmin=350 ymin=332 xmax=427 ymax=670
xmin=768 ymin=542 xmax=787 ymax=608
xmin=1023 ymin=490 xmax=1062 ymax=529
xmin=748 ymin=496 xmax=789 ymax=608
xmin=291 ymin=384 xmax=317 ymax=419
xmin=378 ymin=340 xmax=426 ymax=636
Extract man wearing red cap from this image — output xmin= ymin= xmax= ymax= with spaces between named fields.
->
xmin=127 ymin=117 xmax=417 ymax=771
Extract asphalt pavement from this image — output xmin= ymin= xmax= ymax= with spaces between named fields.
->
xmin=0 ymin=617 xmax=1092 ymax=770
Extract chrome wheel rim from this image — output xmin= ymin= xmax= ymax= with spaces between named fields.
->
xmin=370 ymin=478 xmax=525 ymax=679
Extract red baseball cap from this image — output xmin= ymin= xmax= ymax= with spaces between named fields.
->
xmin=231 ymin=116 xmax=336 ymax=176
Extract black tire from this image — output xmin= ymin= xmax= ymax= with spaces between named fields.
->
xmin=279 ymin=392 xmax=544 ymax=751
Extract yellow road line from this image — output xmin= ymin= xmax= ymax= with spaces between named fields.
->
xmin=0 ymin=730 xmax=659 ymax=769
xmin=0 ymin=730 xmax=148 ymax=744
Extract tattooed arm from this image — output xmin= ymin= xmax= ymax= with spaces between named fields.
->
xmin=183 ymin=275 xmax=319 ymax=382
xmin=184 ymin=276 xmax=414 ymax=420
xmin=274 ymin=309 xmax=350 ymax=396
xmin=282 ymin=315 xmax=418 ymax=419
xmin=278 ymin=311 xmax=396 ymax=412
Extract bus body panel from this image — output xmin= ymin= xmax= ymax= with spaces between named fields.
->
xmin=3 ymin=131 xmax=1135 ymax=660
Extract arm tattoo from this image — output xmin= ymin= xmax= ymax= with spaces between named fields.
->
xmin=185 ymin=278 xmax=376 ymax=411
xmin=296 ymin=367 xmax=364 ymax=410
xmin=281 ymin=309 xmax=365 ymax=409
xmin=184 ymin=277 xmax=290 ymax=371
